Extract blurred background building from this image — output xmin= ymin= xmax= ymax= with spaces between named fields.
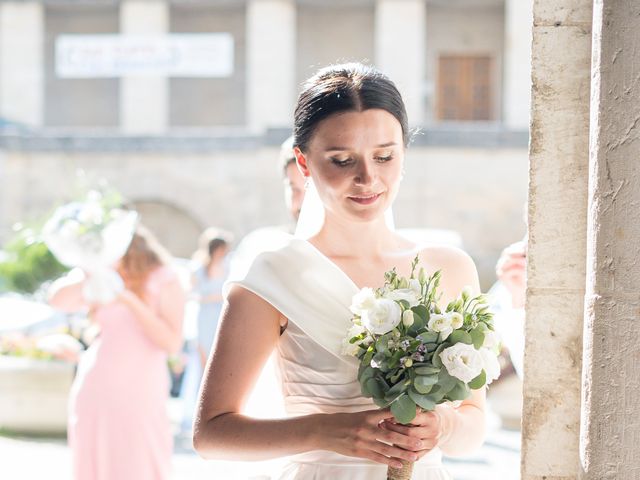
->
xmin=0 ymin=0 xmax=531 ymax=288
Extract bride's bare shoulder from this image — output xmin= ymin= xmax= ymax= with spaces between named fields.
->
xmin=416 ymin=244 xmax=480 ymax=294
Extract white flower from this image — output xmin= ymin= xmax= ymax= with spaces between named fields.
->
xmin=479 ymin=348 xmax=501 ymax=385
xmin=448 ymin=311 xmax=464 ymax=330
xmin=440 ymin=343 xmax=484 ymax=383
xmin=350 ymin=288 xmax=377 ymax=316
xmin=341 ymin=323 xmax=372 ymax=356
xmin=384 ymin=288 xmax=420 ymax=307
xmin=402 ymin=310 xmax=415 ymax=327
xmin=409 ymin=279 xmax=422 ymax=296
xmin=77 ymin=202 xmax=104 ymax=225
xmin=361 ymin=298 xmax=402 ymax=335
xmin=428 ymin=313 xmax=453 ymax=340
xmin=59 ymin=219 xmax=81 ymax=239
xmin=482 ymin=330 xmax=500 ymax=351
xmin=461 ymin=285 xmax=473 ymax=299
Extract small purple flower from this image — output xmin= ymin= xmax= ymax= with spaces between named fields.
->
xmin=417 ymin=344 xmax=426 ymax=354
xmin=400 ymin=339 xmax=411 ymax=350
xmin=412 ymin=353 xmax=425 ymax=362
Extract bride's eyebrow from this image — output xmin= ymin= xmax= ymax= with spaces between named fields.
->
xmin=323 ymin=141 xmax=398 ymax=153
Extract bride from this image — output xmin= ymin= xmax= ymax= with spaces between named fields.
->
xmin=194 ymin=63 xmax=486 ymax=479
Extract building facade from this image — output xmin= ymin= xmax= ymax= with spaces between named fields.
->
xmin=0 ymin=0 xmax=531 ymax=287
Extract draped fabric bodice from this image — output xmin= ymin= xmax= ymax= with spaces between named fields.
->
xmin=228 ymin=237 xmax=452 ymax=479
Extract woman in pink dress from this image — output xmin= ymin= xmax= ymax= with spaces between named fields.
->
xmin=50 ymin=227 xmax=185 ymax=480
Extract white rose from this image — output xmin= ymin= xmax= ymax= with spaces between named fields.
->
xmin=361 ymin=298 xmax=402 ymax=335
xmin=479 ymin=348 xmax=501 ymax=385
xmin=482 ymin=330 xmax=500 ymax=351
xmin=402 ymin=310 xmax=415 ymax=327
xmin=440 ymin=343 xmax=484 ymax=384
xmin=428 ymin=313 xmax=453 ymax=340
xmin=350 ymin=287 xmax=377 ymax=316
xmin=448 ymin=312 xmax=464 ymax=330
xmin=384 ymin=288 xmax=420 ymax=307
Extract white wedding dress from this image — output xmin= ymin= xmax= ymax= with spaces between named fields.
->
xmin=228 ymin=237 xmax=453 ymax=480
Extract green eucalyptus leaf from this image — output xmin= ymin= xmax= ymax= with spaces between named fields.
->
xmin=417 ymin=331 xmax=439 ymax=344
xmin=468 ymin=370 xmax=487 ymax=390
xmin=390 ymin=394 xmax=417 ymax=424
xmin=413 ymin=375 xmax=438 ymax=394
xmin=432 ymin=343 xmax=448 ymax=368
xmin=438 ymin=367 xmax=457 ymax=394
xmin=469 ymin=327 xmax=485 ymax=350
xmin=365 ymin=377 xmax=384 ymax=398
xmin=373 ymin=397 xmax=390 ymax=408
xmin=449 ymin=329 xmax=473 ymax=345
xmin=447 ymin=382 xmax=471 ymax=401
xmin=426 ymin=385 xmax=447 ymax=403
xmin=412 ymin=305 xmax=429 ymax=323
xmin=408 ymin=388 xmax=437 ymax=411
xmin=415 ymin=366 xmax=440 ymax=375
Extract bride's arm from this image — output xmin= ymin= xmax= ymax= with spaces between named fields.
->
xmin=193 ymin=285 xmax=423 ymax=468
xmin=384 ymin=246 xmax=487 ymax=457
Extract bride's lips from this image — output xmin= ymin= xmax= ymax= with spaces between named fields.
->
xmin=348 ymin=192 xmax=382 ymax=205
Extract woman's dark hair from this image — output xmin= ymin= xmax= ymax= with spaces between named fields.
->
xmin=293 ymin=63 xmax=410 ymax=151
xmin=193 ymin=227 xmax=233 ymax=266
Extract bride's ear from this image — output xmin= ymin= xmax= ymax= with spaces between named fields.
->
xmin=293 ymin=147 xmax=311 ymax=178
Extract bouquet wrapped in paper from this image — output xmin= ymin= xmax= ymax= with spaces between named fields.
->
xmin=343 ymin=256 xmax=500 ymax=480
xmin=43 ymin=190 xmax=138 ymax=304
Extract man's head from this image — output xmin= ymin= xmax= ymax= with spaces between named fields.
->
xmin=279 ymin=136 xmax=305 ymax=221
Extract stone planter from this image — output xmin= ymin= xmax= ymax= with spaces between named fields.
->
xmin=0 ymin=355 xmax=75 ymax=434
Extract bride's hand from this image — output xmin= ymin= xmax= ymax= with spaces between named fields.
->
xmin=320 ymin=409 xmax=424 ymax=468
xmin=381 ymin=409 xmax=442 ymax=459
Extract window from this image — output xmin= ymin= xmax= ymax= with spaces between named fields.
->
xmin=437 ymin=55 xmax=492 ymax=121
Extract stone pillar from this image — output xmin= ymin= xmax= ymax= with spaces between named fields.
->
xmin=374 ymin=0 xmax=426 ymax=126
xmin=579 ymin=2 xmax=640 ymax=478
xmin=523 ymin=1 xmax=593 ymax=479
xmin=503 ymin=0 xmax=533 ymax=130
xmin=246 ymin=0 xmax=295 ymax=132
xmin=119 ymin=0 xmax=169 ymax=134
xmin=0 ymin=2 xmax=44 ymax=127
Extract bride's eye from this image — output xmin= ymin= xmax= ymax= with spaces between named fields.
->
xmin=375 ymin=154 xmax=394 ymax=163
xmin=330 ymin=157 xmax=353 ymax=167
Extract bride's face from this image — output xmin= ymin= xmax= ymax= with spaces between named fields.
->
xmin=297 ymin=108 xmax=404 ymax=224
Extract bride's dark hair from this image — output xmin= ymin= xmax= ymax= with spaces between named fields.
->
xmin=293 ymin=63 xmax=410 ymax=151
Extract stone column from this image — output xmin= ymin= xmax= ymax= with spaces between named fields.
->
xmin=0 ymin=2 xmax=44 ymax=127
xmin=522 ymin=1 xmax=593 ymax=479
xmin=579 ymin=2 xmax=640 ymax=478
xmin=503 ymin=0 xmax=533 ymax=130
xmin=246 ymin=0 xmax=295 ymax=132
xmin=374 ymin=0 xmax=426 ymax=126
xmin=119 ymin=0 xmax=169 ymax=135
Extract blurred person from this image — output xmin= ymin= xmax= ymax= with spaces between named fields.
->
xmin=490 ymin=239 xmax=526 ymax=378
xmin=49 ymin=225 xmax=185 ymax=480
xmin=179 ymin=228 xmax=232 ymax=434
xmin=279 ymin=135 xmax=306 ymax=223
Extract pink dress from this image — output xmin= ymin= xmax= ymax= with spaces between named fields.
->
xmin=68 ymin=266 xmax=176 ymax=480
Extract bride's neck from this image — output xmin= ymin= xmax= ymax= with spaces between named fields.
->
xmin=311 ymin=214 xmax=399 ymax=258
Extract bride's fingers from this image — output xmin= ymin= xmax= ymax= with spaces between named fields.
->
xmin=382 ymin=421 xmax=439 ymax=451
xmin=374 ymin=424 xmax=424 ymax=451
xmin=368 ymin=439 xmax=419 ymax=464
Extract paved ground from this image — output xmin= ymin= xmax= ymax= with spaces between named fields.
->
xmin=0 ymin=381 xmax=521 ymax=480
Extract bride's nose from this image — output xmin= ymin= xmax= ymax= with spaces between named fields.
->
xmin=353 ymin=160 xmax=374 ymax=186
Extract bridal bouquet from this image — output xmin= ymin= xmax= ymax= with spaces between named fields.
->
xmin=342 ymin=257 xmax=500 ymax=480
xmin=43 ymin=190 xmax=138 ymax=304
